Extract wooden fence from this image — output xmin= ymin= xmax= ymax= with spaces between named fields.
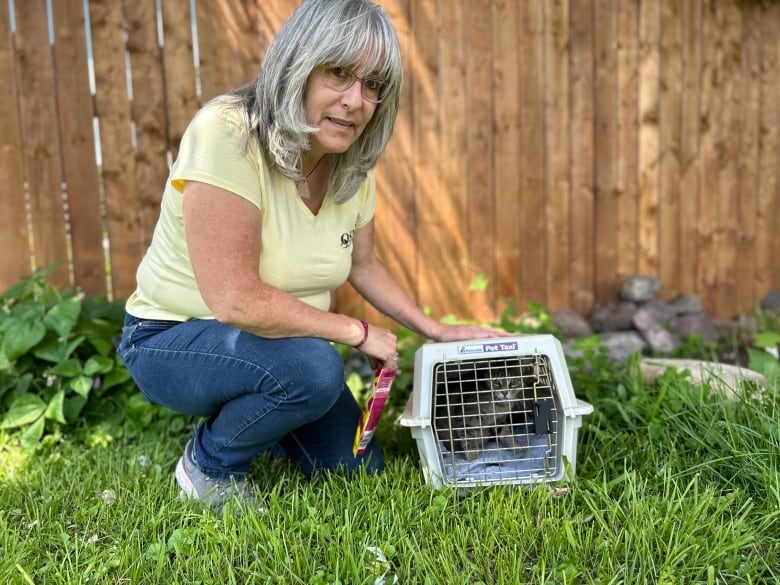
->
xmin=1 ymin=0 xmax=778 ymax=326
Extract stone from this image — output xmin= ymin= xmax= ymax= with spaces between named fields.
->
xmin=589 ymin=301 xmax=637 ymax=332
xmin=641 ymin=300 xmax=677 ymax=326
xmin=632 ymin=307 xmax=681 ymax=353
xmin=553 ymin=308 xmax=593 ymax=338
xmin=638 ymin=357 xmax=766 ymax=400
xmin=667 ymin=294 xmax=703 ymax=315
xmin=598 ymin=331 xmax=648 ymax=362
xmin=620 ymin=275 xmax=662 ymax=303
xmin=669 ymin=313 xmax=719 ymax=343
xmin=761 ymin=289 xmax=780 ymax=312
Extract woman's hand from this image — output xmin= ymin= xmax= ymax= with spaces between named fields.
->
xmin=429 ymin=322 xmax=515 ymax=343
xmin=357 ymin=323 xmax=398 ymax=370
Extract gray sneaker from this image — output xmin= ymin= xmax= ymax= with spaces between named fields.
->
xmin=175 ymin=440 xmax=254 ymax=508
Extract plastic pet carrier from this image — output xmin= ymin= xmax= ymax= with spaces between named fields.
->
xmin=399 ymin=335 xmax=592 ymax=489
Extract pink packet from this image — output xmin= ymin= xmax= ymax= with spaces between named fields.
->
xmin=353 ymin=367 xmax=397 ymax=456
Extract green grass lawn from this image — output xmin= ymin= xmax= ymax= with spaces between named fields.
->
xmin=1 ymin=364 xmax=778 ymax=584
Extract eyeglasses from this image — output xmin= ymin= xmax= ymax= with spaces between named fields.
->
xmin=321 ymin=65 xmax=388 ymax=103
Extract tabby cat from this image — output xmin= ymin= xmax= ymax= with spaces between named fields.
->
xmin=434 ymin=359 xmax=531 ymax=460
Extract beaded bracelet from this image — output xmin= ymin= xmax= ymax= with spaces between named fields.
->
xmin=354 ymin=319 xmax=369 ymax=348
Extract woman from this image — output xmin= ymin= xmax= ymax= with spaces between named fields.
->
xmin=118 ymin=0 xmax=509 ymax=507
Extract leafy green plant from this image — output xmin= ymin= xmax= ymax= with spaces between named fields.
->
xmin=747 ymin=346 xmax=780 ymax=385
xmin=0 ymin=268 xmax=137 ymax=450
xmin=745 ymin=311 xmax=780 ymax=384
xmin=497 ymin=299 xmax=560 ymax=337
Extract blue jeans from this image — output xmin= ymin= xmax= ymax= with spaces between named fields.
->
xmin=117 ymin=314 xmax=383 ymax=480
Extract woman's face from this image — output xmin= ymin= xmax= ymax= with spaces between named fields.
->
xmin=303 ymin=64 xmax=380 ymax=158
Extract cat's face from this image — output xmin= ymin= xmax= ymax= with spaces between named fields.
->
xmin=481 ymin=362 xmax=525 ymax=399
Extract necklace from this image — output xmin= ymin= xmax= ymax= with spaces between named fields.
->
xmin=297 ymin=155 xmax=325 ymax=199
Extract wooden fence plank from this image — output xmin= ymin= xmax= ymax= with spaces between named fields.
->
xmin=569 ymin=0 xmax=594 ymax=314
xmin=52 ymin=0 xmax=106 ymax=296
xmin=518 ymin=0 xmax=546 ymax=308
xmin=770 ymin=10 xmax=780 ymax=288
xmin=124 ymin=0 xmax=168 ymax=252
xmin=257 ymin=0 xmax=297 ymax=61
xmin=368 ymin=0 xmax=417 ymax=326
xmin=0 ymin=1 xmax=31 ymax=290
xmin=409 ymin=0 xmax=441 ymax=315
xmin=713 ymin=2 xmax=741 ymax=317
xmin=15 ymin=0 xmax=70 ymax=289
xmin=678 ymin=0 xmax=701 ymax=296
xmin=419 ymin=0 xmax=471 ymax=319
xmin=90 ymin=0 xmax=141 ymax=299
xmin=736 ymin=5 xmax=761 ymax=313
xmin=466 ymin=0 xmax=495 ymax=320
xmin=615 ymin=0 xmax=640 ymax=283
xmin=493 ymin=0 xmax=521 ymax=307
xmin=756 ymin=4 xmax=780 ymax=298
xmin=593 ymin=0 xmax=618 ymax=303
xmin=658 ymin=0 xmax=682 ymax=299
xmin=637 ymin=0 xmax=660 ymax=277
xmin=194 ymin=2 xmax=230 ymax=103
xmin=161 ymin=0 xmax=198 ymax=160
xmin=197 ymin=0 xmax=261 ymax=104
xmin=544 ymin=0 xmax=571 ymax=311
xmin=697 ymin=0 xmax=721 ymax=314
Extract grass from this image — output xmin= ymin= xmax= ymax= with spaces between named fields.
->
xmin=1 ymin=362 xmax=778 ymax=584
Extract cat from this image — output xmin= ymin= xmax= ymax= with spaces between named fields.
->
xmin=434 ymin=359 xmax=532 ymax=460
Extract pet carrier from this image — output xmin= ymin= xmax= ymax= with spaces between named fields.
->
xmin=399 ymin=335 xmax=592 ymax=489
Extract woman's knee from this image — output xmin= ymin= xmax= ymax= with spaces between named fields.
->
xmin=284 ymin=339 xmax=345 ymax=413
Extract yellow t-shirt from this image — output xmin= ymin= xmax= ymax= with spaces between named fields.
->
xmin=125 ymin=104 xmax=376 ymax=321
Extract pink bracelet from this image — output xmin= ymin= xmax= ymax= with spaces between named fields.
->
xmin=354 ymin=319 xmax=369 ymax=348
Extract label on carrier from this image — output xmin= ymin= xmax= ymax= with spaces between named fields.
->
xmin=456 ymin=341 xmax=519 ymax=355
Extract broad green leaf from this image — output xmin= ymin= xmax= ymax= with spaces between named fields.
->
xmin=754 ymin=331 xmax=780 ymax=349
xmin=15 ymin=373 xmax=33 ymax=393
xmin=747 ymin=348 xmax=780 ymax=382
xmin=83 ymin=355 xmax=114 ymax=376
xmin=45 ymin=389 xmax=66 ymax=424
xmin=76 ymin=320 xmax=118 ymax=356
xmin=63 ymin=394 xmax=87 ymax=421
xmin=32 ymin=334 xmax=85 ymax=363
xmin=19 ymin=416 xmax=45 ymax=452
xmin=0 ymin=373 xmax=33 ymax=405
xmin=51 ymin=359 xmax=82 ymax=377
xmin=0 ymin=394 xmax=46 ymax=429
xmin=31 ymin=332 xmax=67 ymax=363
xmin=2 ymin=318 xmax=46 ymax=361
xmin=101 ymin=363 xmax=131 ymax=391
xmin=43 ymin=296 xmax=82 ymax=338
xmin=70 ymin=375 xmax=93 ymax=397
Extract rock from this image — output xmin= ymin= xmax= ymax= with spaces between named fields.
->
xmin=633 ymin=307 xmax=681 ymax=353
xmin=598 ymin=331 xmax=648 ymax=362
xmin=620 ymin=275 xmax=661 ymax=303
xmin=589 ymin=301 xmax=637 ymax=332
xmin=667 ymin=294 xmax=703 ymax=315
xmin=761 ymin=289 xmax=780 ymax=312
xmin=638 ymin=357 xmax=766 ymax=400
xmin=553 ymin=308 xmax=593 ymax=338
xmin=641 ymin=300 xmax=677 ymax=326
xmin=669 ymin=313 xmax=720 ymax=343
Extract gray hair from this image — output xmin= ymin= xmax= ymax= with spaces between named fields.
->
xmin=210 ymin=0 xmax=403 ymax=204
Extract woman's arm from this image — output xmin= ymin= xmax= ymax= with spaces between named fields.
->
xmin=182 ymin=180 xmax=369 ymax=345
xmin=348 ymin=220 xmax=511 ymax=342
